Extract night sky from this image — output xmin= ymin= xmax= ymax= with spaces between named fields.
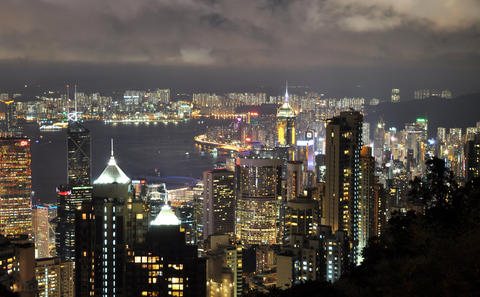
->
xmin=0 ymin=0 xmax=479 ymax=97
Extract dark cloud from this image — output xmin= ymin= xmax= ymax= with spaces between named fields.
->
xmin=0 ymin=0 xmax=479 ymax=95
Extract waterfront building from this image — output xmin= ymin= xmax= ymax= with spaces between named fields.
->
xmin=0 ymin=137 xmax=33 ymax=237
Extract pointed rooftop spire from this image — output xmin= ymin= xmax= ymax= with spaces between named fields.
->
xmin=94 ymin=139 xmax=130 ymax=184
xmin=151 ymin=204 xmax=180 ymax=226
xmin=74 ymin=84 xmax=78 ymax=122
xmin=111 ymin=138 xmax=114 ymax=156
xmin=285 ymin=81 xmax=289 ymax=103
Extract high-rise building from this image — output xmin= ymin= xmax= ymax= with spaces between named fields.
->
xmin=284 ymin=196 xmax=319 ymax=245
xmin=391 ymin=88 xmax=400 ymax=103
xmin=55 ymin=185 xmax=92 ymax=261
xmin=358 ymin=146 xmax=375 ymax=264
xmin=67 ymin=121 xmax=91 ymax=186
xmin=318 ymin=227 xmax=347 ymax=283
xmin=324 ymin=111 xmax=362 ymax=265
xmin=75 ymin=151 xmax=150 ymax=297
xmin=203 ymin=169 xmax=236 ymax=240
xmin=235 ymin=157 xmax=283 ymax=245
xmin=285 ymin=161 xmax=303 ymax=201
xmin=0 ymin=137 xmax=32 ymax=237
xmin=32 ymin=206 xmax=51 ymax=258
xmin=276 ymin=85 xmax=296 ymax=146
xmin=126 ymin=205 xmax=206 ymax=297
xmin=35 ymin=257 xmax=74 ymax=297
xmin=362 ymin=122 xmax=370 ymax=145
xmin=206 ymin=235 xmax=243 ymax=297
xmin=465 ymin=134 xmax=480 ymax=182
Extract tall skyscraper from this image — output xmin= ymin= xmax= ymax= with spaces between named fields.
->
xmin=358 ymin=146 xmax=375 ymax=264
xmin=57 ymin=102 xmax=93 ymax=261
xmin=235 ymin=157 xmax=283 ymax=245
xmin=324 ymin=111 xmax=362 ymax=264
xmin=276 ymin=84 xmax=296 ymax=146
xmin=75 ymin=151 xmax=150 ymax=297
xmin=203 ymin=169 xmax=236 ymax=240
xmin=67 ymin=121 xmax=91 ymax=186
xmin=0 ymin=137 xmax=32 ymax=237
xmin=126 ymin=206 xmax=206 ymax=297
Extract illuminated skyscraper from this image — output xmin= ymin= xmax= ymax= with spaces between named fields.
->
xmin=0 ymin=137 xmax=32 ymax=237
xmin=57 ymin=101 xmax=93 ymax=261
xmin=276 ymin=84 xmax=296 ymax=146
xmin=235 ymin=157 xmax=283 ymax=245
xmin=203 ymin=169 xmax=236 ymax=240
xmin=358 ymin=146 xmax=375 ymax=264
xmin=56 ymin=185 xmax=92 ymax=261
xmin=75 ymin=151 xmax=150 ymax=297
xmin=67 ymin=121 xmax=91 ymax=186
xmin=324 ymin=111 xmax=362 ymax=264
xmin=125 ymin=206 xmax=206 ymax=297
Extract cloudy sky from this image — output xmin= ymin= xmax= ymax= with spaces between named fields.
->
xmin=0 ymin=0 xmax=479 ymax=97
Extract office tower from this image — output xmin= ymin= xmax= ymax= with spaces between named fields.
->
xmin=75 ymin=151 xmax=150 ymax=297
xmin=0 ymin=235 xmax=36 ymax=297
xmin=465 ymin=134 xmax=480 ymax=181
xmin=358 ymin=146 xmax=375 ymax=264
xmin=206 ymin=235 xmax=243 ymax=297
xmin=35 ymin=257 xmax=74 ymax=297
xmin=125 ymin=205 xmax=206 ymax=297
xmin=203 ymin=169 xmax=236 ymax=240
xmin=284 ymin=196 xmax=319 ymax=244
xmin=276 ymin=85 xmax=296 ymax=146
xmin=324 ymin=111 xmax=362 ymax=264
xmin=285 ymin=161 xmax=303 ymax=201
xmin=235 ymin=157 xmax=283 ymax=245
xmin=67 ymin=121 xmax=91 ymax=186
xmin=32 ymin=206 xmax=50 ymax=258
xmin=391 ymin=88 xmax=400 ymax=103
xmin=55 ymin=185 xmax=92 ymax=261
xmin=0 ymin=137 xmax=32 ymax=237
xmin=362 ymin=122 xmax=370 ymax=145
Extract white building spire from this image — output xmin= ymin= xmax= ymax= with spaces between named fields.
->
xmin=285 ymin=81 xmax=289 ymax=103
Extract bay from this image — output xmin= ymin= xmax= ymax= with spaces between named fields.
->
xmin=24 ymin=120 xmax=223 ymax=203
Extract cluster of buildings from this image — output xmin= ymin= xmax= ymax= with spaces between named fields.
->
xmin=0 ymin=83 xmax=478 ymax=297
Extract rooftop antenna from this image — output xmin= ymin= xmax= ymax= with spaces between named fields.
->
xmin=111 ymin=138 xmax=114 ymax=157
xmin=66 ymin=84 xmax=70 ymax=116
xmin=74 ymin=84 xmax=78 ymax=122
xmin=285 ymin=81 xmax=289 ymax=103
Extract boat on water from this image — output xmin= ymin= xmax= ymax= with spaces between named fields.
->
xmin=39 ymin=122 xmax=68 ymax=131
